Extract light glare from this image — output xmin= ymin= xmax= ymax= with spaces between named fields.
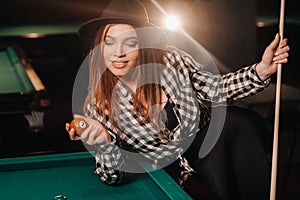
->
xmin=165 ymin=15 xmax=180 ymax=29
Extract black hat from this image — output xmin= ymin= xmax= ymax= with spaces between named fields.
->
xmin=78 ymin=0 xmax=168 ymax=48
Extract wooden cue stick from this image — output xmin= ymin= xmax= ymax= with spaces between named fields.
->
xmin=270 ymin=0 xmax=285 ymax=199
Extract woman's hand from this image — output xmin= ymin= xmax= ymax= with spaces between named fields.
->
xmin=256 ymin=33 xmax=290 ymax=81
xmin=65 ymin=114 xmax=111 ymax=145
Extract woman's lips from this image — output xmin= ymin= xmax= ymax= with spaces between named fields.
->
xmin=111 ymin=60 xmax=129 ymax=68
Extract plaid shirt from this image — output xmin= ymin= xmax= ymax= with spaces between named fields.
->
xmin=86 ymin=47 xmax=269 ymax=185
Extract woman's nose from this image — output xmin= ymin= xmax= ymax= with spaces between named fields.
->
xmin=114 ymin=44 xmax=126 ymax=58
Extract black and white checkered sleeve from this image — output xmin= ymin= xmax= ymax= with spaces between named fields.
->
xmin=167 ymin=48 xmax=270 ymax=103
xmin=94 ymin=140 xmax=125 ymax=185
xmin=85 ymin=104 xmax=125 ymax=185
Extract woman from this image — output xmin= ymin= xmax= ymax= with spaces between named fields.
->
xmin=66 ymin=0 xmax=290 ymax=199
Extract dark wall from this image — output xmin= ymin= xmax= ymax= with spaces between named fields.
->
xmin=0 ymin=0 xmax=298 ymax=73
xmin=144 ymin=0 xmax=256 ymax=70
xmin=0 ymin=0 xmax=110 ymax=25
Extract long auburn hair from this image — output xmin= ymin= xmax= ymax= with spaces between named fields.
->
xmin=84 ymin=24 xmax=167 ymax=131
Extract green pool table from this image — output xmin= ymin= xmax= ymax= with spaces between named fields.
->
xmin=0 ymin=46 xmax=49 ymax=115
xmin=0 ymin=151 xmax=192 ymax=200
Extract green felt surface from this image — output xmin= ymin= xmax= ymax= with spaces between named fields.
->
xmin=0 ymin=24 xmax=79 ymax=37
xmin=0 ymin=47 xmax=34 ymax=94
xmin=0 ymin=152 xmax=191 ymax=200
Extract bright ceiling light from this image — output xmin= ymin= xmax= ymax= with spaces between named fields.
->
xmin=165 ymin=15 xmax=180 ymax=29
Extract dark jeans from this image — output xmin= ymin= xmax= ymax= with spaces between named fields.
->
xmin=184 ymin=106 xmax=272 ymax=200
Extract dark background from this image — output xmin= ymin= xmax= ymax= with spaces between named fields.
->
xmin=0 ymin=0 xmax=299 ymax=199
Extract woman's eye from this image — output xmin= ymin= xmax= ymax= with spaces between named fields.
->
xmin=126 ymin=41 xmax=138 ymax=48
xmin=104 ymin=39 xmax=114 ymax=46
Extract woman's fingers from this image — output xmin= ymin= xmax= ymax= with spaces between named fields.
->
xmin=86 ymin=126 xmax=101 ymax=145
xmin=95 ymin=133 xmax=108 ymax=144
xmin=66 ymin=123 xmax=79 ymax=140
xmin=268 ymin=33 xmax=280 ymax=50
xmin=273 ymin=55 xmax=288 ymax=64
xmin=275 ymin=42 xmax=289 ymax=55
xmin=273 ymin=45 xmax=289 ymax=63
xmin=65 ymin=123 xmax=70 ymax=130
xmin=80 ymin=125 xmax=92 ymax=140
xmin=70 ymin=116 xmax=109 ymax=145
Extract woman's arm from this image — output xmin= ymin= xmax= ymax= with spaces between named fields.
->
xmin=190 ymin=64 xmax=267 ymax=103
xmin=66 ymin=104 xmax=126 ymax=185
xmin=166 ymin=34 xmax=289 ymax=104
xmin=93 ymin=137 xmax=125 ymax=185
xmin=85 ymin=103 xmax=126 ymax=185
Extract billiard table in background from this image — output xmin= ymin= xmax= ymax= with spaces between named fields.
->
xmin=0 ymin=24 xmax=87 ymax=157
xmin=0 ymin=46 xmax=50 ymax=115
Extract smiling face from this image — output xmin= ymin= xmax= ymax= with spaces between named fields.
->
xmin=102 ymin=24 xmax=139 ymax=77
